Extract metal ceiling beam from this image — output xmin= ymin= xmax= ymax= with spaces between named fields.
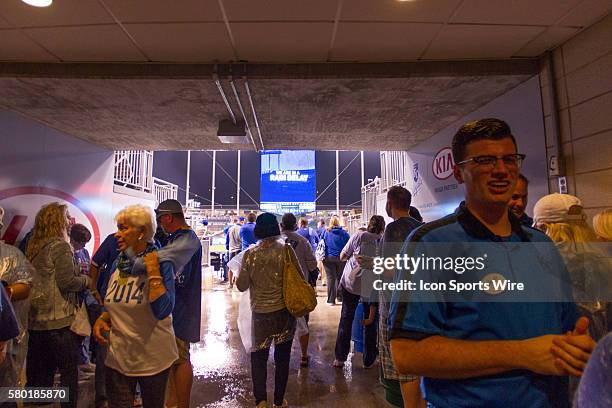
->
xmin=0 ymin=60 xmax=540 ymax=79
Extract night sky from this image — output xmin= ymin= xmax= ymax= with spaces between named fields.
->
xmin=153 ymin=151 xmax=381 ymax=209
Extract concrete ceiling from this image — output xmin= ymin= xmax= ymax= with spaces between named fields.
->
xmin=0 ymin=61 xmax=535 ymax=151
xmin=0 ymin=0 xmax=609 ymax=151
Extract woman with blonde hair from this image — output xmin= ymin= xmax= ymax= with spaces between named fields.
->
xmin=25 ymin=202 xmax=90 ymax=408
xmin=593 ymin=209 xmax=612 ymax=241
xmin=533 ymin=194 xmax=611 ymax=340
xmin=321 ymin=216 xmax=350 ymax=305
xmin=93 ymin=204 xmax=177 ymax=408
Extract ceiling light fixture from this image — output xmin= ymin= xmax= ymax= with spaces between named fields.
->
xmin=21 ymin=0 xmax=52 ymax=7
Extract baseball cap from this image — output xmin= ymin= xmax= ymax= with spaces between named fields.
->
xmin=532 ymin=193 xmax=585 ymax=225
xmin=155 ymin=199 xmax=184 ymax=218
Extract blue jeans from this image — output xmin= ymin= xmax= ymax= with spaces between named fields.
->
xmin=334 ymin=286 xmax=378 ymax=366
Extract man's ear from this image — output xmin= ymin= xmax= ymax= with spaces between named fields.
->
xmin=453 ymin=165 xmax=464 ymax=184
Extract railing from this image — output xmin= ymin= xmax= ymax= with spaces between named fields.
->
xmin=380 ymin=151 xmax=410 ymax=192
xmin=114 ymin=150 xmax=154 ymax=193
xmin=153 ymin=177 xmax=178 ymax=204
xmin=361 ymin=177 xmax=381 ymax=225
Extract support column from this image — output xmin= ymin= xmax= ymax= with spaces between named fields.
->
xmin=336 ymin=150 xmax=340 ymax=216
xmin=236 ymin=150 xmax=241 ymax=214
xmin=360 ymin=151 xmax=365 ymax=188
xmin=185 ymin=150 xmax=191 ymax=206
xmin=211 ymin=151 xmax=216 ymax=212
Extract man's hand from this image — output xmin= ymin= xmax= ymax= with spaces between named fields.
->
xmin=551 ymin=317 xmax=595 ymax=377
xmin=143 ymin=252 xmax=161 ymax=277
xmin=93 ymin=316 xmax=111 ymax=345
xmin=521 ymin=335 xmax=566 ymax=376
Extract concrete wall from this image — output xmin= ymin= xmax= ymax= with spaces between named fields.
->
xmin=399 ymin=76 xmax=548 ymax=222
xmin=0 ymin=108 xmax=155 ymax=252
xmin=540 ymin=13 xmax=612 ymax=220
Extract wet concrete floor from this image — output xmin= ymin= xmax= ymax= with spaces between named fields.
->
xmin=69 ymin=268 xmax=392 ymax=407
xmin=190 ymin=269 xmax=391 ymax=407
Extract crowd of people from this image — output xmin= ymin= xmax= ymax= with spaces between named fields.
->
xmin=0 ymin=117 xmax=610 ymax=408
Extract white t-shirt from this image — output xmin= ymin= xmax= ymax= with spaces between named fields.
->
xmin=104 ymin=267 xmax=178 ymax=376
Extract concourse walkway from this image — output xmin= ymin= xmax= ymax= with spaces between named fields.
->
xmin=73 ymin=268 xmax=391 ymax=408
xmin=189 ymin=270 xmax=390 ymax=407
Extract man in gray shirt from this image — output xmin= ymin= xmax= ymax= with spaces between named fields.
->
xmin=281 ymin=213 xmax=317 ymax=367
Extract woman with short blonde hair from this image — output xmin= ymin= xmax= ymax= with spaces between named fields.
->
xmin=93 ymin=204 xmax=177 ymax=408
xmin=25 ymin=202 xmax=90 ymax=408
xmin=593 ymin=209 xmax=612 ymax=241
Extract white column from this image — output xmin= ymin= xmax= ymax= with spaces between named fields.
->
xmin=211 ymin=151 xmax=216 ymax=212
xmin=360 ymin=151 xmax=365 ymax=188
xmin=236 ymin=150 xmax=241 ymax=214
xmin=336 ymin=150 xmax=340 ymax=216
xmin=185 ymin=150 xmax=191 ymax=205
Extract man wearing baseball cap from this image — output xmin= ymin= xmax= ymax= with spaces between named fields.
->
xmin=146 ymin=199 xmax=202 ymax=408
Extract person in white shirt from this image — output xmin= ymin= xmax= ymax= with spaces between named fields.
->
xmin=93 ymin=205 xmax=177 ymax=408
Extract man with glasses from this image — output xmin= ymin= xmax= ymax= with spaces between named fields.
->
xmin=388 ymin=118 xmax=595 ymax=407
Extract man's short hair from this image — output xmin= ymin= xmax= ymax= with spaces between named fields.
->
xmin=299 ymin=217 xmax=308 ymax=228
xmin=70 ymin=223 xmax=92 ymax=245
xmin=318 ymin=218 xmax=325 ymax=225
xmin=518 ymin=174 xmax=529 ymax=185
xmin=387 ymin=186 xmax=412 ymax=211
xmin=281 ymin=213 xmax=298 ymax=231
xmin=452 ymin=118 xmax=518 ymax=162
xmin=247 ymin=212 xmax=257 ymax=223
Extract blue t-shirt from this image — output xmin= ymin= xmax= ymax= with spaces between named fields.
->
xmin=159 ymin=228 xmax=202 ymax=343
xmin=91 ymin=234 xmax=120 ymax=298
xmin=297 ymin=227 xmax=318 ymax=252
xmin=389 ymin=205 xmax=578 ymax=408
xmin=240 ymin=223 xmax=257 ymax=251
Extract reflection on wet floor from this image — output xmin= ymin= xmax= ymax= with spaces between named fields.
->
xmin=74 ymin=268 xmax=390 ymax=407
xmin=190 ymin=269 xmax=390 ymax=408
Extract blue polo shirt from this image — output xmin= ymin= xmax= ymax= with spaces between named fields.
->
xmin=240 ymin=222 xmax=257 ymax=251
xmin=389 ymin=205 xmax=578 ymax=408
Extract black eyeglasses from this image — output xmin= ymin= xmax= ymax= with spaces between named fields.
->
xmin=457 ymin=153 xmax=526 ymax=168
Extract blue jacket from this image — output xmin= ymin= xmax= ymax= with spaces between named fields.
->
xmin=323 ymin=227 xmax=350 ymax=258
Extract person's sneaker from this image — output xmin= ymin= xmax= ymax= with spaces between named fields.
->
xmin=273 ymin=400 xmax=288 ymax=408
xmin=256 ymin=401 xmax=268 ymax=408
xmin=332 ymin=359 xmax=344 ymax=367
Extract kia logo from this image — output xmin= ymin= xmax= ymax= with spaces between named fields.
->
xmin=432 ymin=147 xmax=455 ymax=180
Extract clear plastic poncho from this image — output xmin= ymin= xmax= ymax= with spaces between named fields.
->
xmin=228 ymin=239 xmax=308 ymax=353
xmin=0 ymin=242 xmax=36 ymax=386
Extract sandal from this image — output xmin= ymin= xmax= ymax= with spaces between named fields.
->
xmin=300 ymin=355 xmax=310 ymax=367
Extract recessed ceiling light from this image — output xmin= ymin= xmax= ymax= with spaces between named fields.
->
xmin=21 ymin=0 xmax=53 ymax=7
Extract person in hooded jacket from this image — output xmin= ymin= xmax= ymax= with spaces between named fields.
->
xmin=321 ymin=216 xmax=350 ymax=305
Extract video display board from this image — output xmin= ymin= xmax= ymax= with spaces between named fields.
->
xmin=260 ymin=150 xmax=316 ymax=214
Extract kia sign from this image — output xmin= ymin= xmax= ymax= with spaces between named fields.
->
xmin=432 ymin=147 xmax=455 ymax=180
